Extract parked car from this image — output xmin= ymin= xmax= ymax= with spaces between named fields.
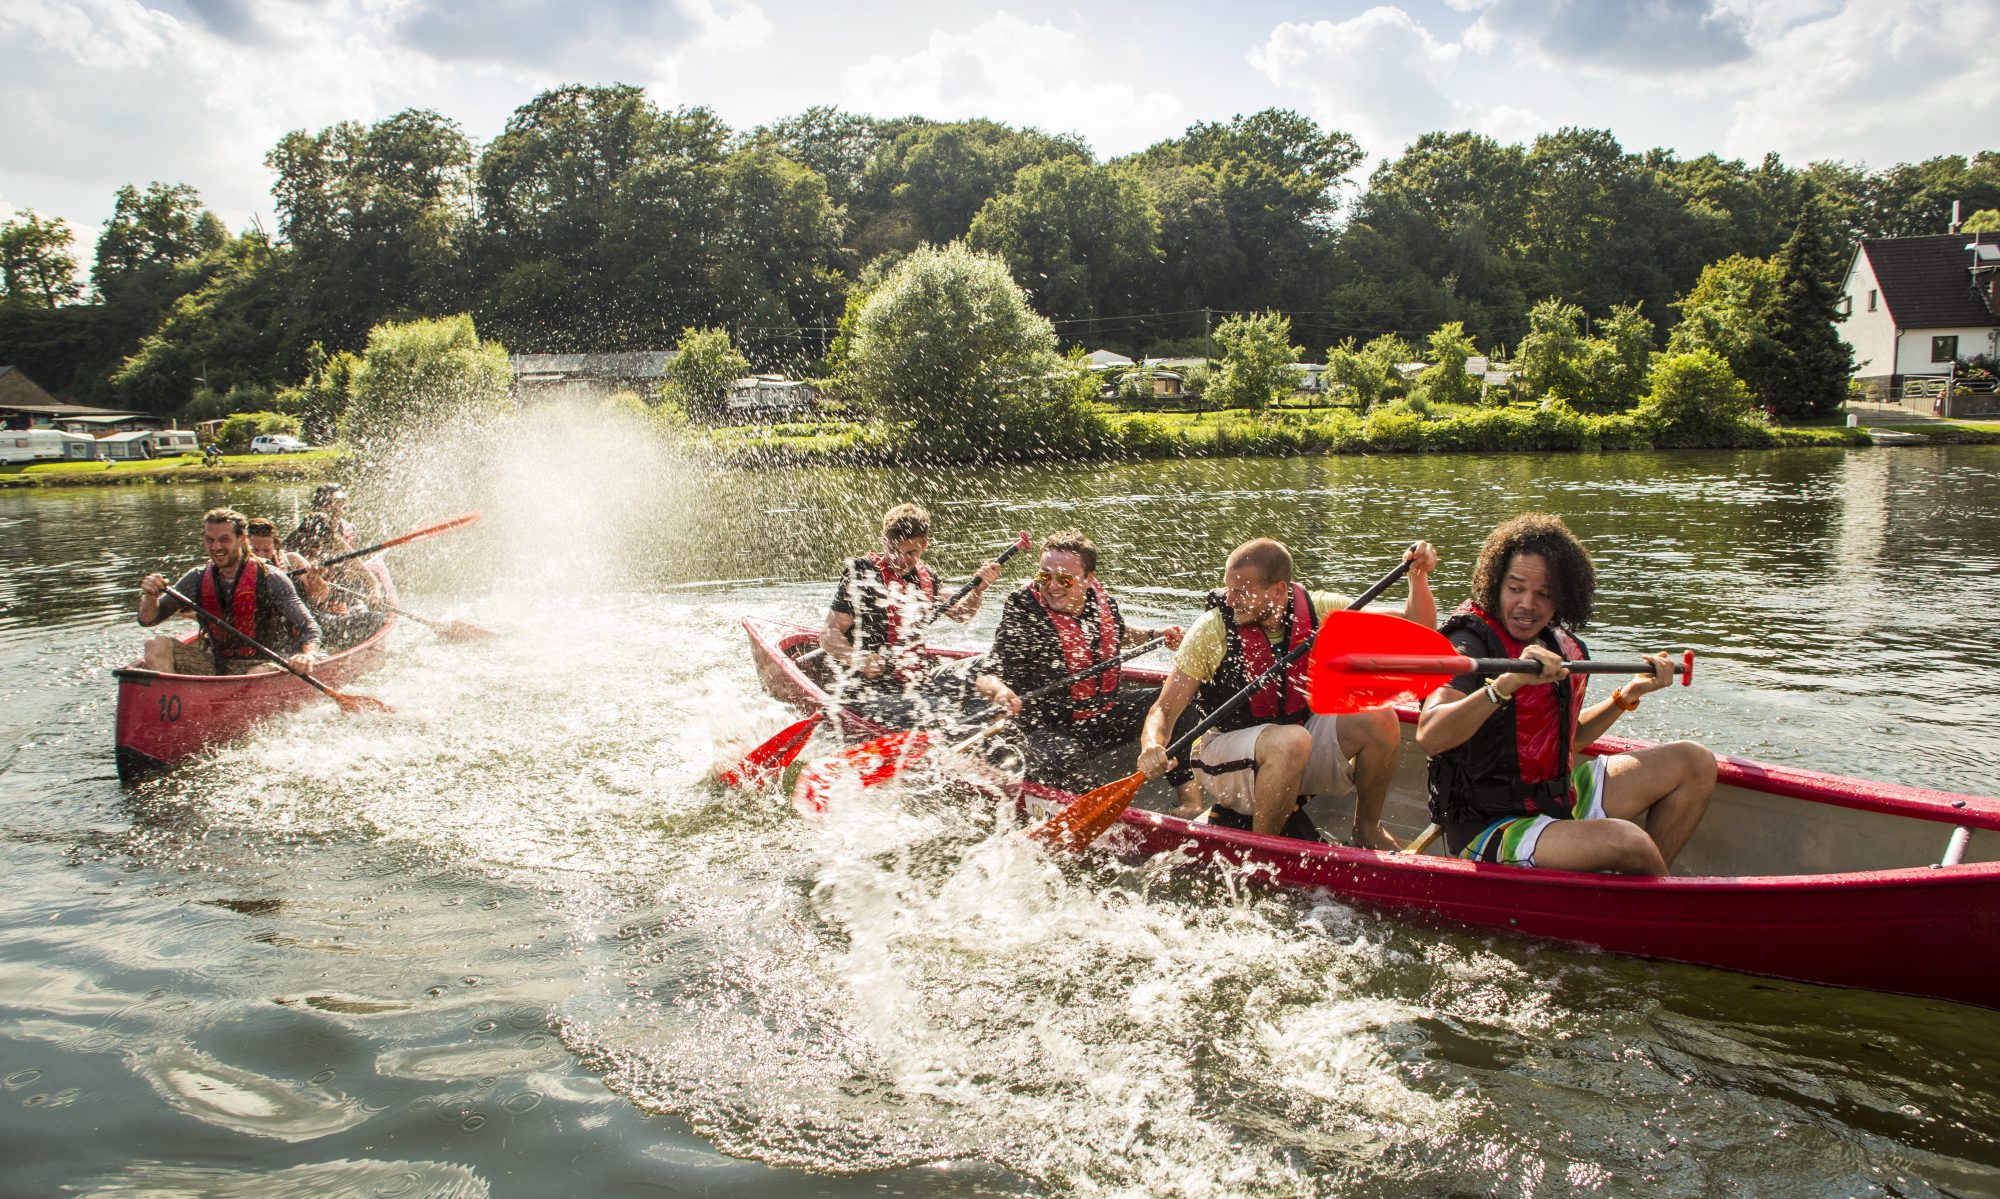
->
xmin=251 ymin=434 xmax=311 ymax=454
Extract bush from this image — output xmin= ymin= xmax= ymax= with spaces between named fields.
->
xmin=215 ymin=410 xmax=301 ymax=452
xmin=1209 ymin=312 xmax=1304 ymax=410
xmin=657 ymin=326 xmax=749 ymax=422
xmin=339 ymin=314 xmax=510 ymax=447
xmin=1638 ymin=349 xmax=1758 ymax=447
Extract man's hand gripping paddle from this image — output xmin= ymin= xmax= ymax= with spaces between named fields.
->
xmin=1025 ymin=547 xmax=1424 ymax=852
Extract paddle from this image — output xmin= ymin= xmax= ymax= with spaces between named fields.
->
xmin=1305 ymin=610 xmax=1693 ymax=714
xmin=719 ymin=531 xmax=1033 ymax=787
xmin=784 ymin=634 xmax=1177 ymax=804
xmin=321 ymin=578 xmax=498 ymax=642
xmin=1027 ymin=549 xmax=1421 ymax=851
xmin=287 ymin=511 xmax=481 ymax=577
xmin=160 ymin=585 xmax=390 ymax=715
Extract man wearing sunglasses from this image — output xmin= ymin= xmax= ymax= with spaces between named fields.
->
xmin=984 ymin=531 xmax=1192 ymax=791
xmin=1135 ymin=537 xmax=1438 ymax=849
xmin=821 ymin=502 xmax=1018 ymax=726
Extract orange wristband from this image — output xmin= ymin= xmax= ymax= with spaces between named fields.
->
xmin=1610 ymin=687 xmax=1639 ymax=712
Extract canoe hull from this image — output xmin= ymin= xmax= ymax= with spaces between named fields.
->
xmin=113 ymin=613 xmax=397 ymax=779
xmin=745 ymin=616 xmax=2000 ymax=1008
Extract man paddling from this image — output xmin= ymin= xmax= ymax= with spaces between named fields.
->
xmin=1414 ymin=513 xmax=1715 ymax=875
xmin=983 ymin=530 xmax=1192 ymax=789
xmin=1136 ymin=537 xmax=1437 ymax=848
xmin=820 ymin=503 xmax=1019 ymax=727
xmin=286 ymin=513 xmax=386 ymax=652
xmin=138 ymin=506 xmax=321 ymax=676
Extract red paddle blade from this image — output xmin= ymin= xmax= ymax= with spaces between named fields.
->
xmin=717 ymin=713 xmax=823 ymax=789
xmin=1025 ymin=772 xmax=1143 ymax=851
xmin=792 ymin=729 xmax=933 ymax=816
xmin=328 ymin=690 xmax=393 ymax=716
xmin=1307 ymin=610 xmax=1460 ymax=714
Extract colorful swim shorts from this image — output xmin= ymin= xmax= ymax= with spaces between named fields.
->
xmin=1458 ymin=757 xmax=1609 ymax=867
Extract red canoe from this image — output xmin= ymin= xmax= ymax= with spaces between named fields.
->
xmin=745 ymin=616 xmax=2000 ymax=1009
xmin=113 ymin=610 xmax=398 ymax=780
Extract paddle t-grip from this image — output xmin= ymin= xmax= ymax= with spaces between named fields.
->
xmin=1679 ymin=649 xmax=1694 ymax=686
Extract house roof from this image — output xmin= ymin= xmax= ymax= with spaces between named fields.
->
xmin=1084 ymin=350 xmax=1135 ymax=368
xmin=0 ymin=399 xmax=149 ymax=419
xmin=1860 ymin=232 xmax=2000 ymax=330
xmin=99 ymin=430 xmax=153 ymax=442
xmin=511 ymin=352 xmax=674 ymax=378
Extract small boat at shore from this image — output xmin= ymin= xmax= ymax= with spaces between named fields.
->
xmin=745 ymin=616 xmax=2000 ymax=1009
xmin=113 ymin=610 xmax=397 ymax=781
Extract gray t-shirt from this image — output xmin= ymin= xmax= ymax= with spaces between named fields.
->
xmin=144 ymin=561 xmax=322 ymax=655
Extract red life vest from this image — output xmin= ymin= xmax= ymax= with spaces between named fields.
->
xmin=1200 ymin=583 xmax=1317 ymax=732
xmin=862 ymin=552 xmax=939 ymax=682
xmin=1473 ymin=607 xmax=1586 ymax=784
xmin=1029 ymin=583 xmax=1122 ymax=722
xmin=199 ymin=556 xmax=262 ymax=659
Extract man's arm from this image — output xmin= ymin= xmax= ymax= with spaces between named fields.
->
xmin=1415 ymin=644 xmax=1561 ymax=755
xmin=938 ymin=558 xmax=1003 ymax=624
xmin=1139 ymin=669 xmax=1203 ymax=817
xmin=138 ymin=567 xmax=198 ymax=627
xmin=1400 ymin=540 xmax=1438 ymax=628
xmin=264 ymin=570 xmax=322 ymax=660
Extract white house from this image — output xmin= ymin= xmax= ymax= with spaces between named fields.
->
xmin=1841 ymin=232 xmax=2000 ymax=409
xmin=727 ymin=375 xmax=818 ymax=418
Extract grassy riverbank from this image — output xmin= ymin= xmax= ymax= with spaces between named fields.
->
xmin=684 ymin=402 xmax=2000 ymax=467
xmin=0 ymin=449 xmax=344 ymax=489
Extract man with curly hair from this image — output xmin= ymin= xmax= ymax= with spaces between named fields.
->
xmin=1415 ymin=513 xmax=1715 ymax=875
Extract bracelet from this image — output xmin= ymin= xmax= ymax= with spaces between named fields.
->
xmin=1482 ymin=681 xmax=1508 ymax=706
xmin=1610 ymin=687 xmax=1639 ymax=712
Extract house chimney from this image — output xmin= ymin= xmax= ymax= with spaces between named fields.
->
xmin=1951 ymin=200 xmax=1962 ymax=234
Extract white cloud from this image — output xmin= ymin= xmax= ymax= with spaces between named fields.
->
xmin=1251 ymin=8 xmax=1533 ymax=165
xmin=837 ymin=10 xmax=1185 ymax=154
xmin=1464 ymin=0 xmax=1755 ymax=75
xmin=1719 ymin=0 xmax=2000 ymax=167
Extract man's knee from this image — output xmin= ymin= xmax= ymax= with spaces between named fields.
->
xmin=1670 ymin=741 xmax=1718 ymax=793
xmin=1343 ymin=707 xmax=1399 ymax=759
xmin=1257 ymin=723 xmax=1312 ymax=770
xmin=1597 ymin=819 xmax=1666 ymax=874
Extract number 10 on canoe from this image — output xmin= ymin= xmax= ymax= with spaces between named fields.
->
xmin=1305 ymin=610 xmax=1692 ymax=714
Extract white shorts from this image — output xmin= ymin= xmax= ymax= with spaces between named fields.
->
xmin=1192 ymin=714 xmax=1357 ymax=816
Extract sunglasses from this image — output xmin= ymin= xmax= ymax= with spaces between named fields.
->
xmin=1035 ymin=569 xmax=1082 ymax=591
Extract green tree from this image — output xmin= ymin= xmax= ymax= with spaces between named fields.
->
xmin=1961 ymin=208 xmax=2000 ymax=233
xmin=340 ymin=314 xmax=511 ymax=445
xmin=1577 ymin=302 xmax=1655 ymax=411
xmin=1208 ymin=311 xmax=1302 ymax=410
xmin=1763 ymin=195 xmax=1855 ymax=417
xmin=657 ymin=326 xmax=750 ymax=421
xmin=968 ymin=159 xmax=1160 ymax=324
xmin=92 ymin=182 xmax=227 ymax=301
xmin=110 ymin=233 xmax=302 ymax=413
xmin=1668 ymin=254 xmax=1783 ymax=401
xmin=267 ymin=109 xmax=476 ymax=346
xmin=274 ymin=342 xmax=363 ymax=441
xmin=1516 ymin=298 xmax=1590 ymax=401
xmin=837 ymin=242 xmax=1078 ymax=457
xmin=1414 ymin=321 xmax=1480 ymax=407
xmin=1639 ymin=349 xmax=1756 ymax=446
xmin=861 ymin=120 xmax=1089 ymax=251
xmin=0 ymin=212 xmax=82 ymax=308
xmin=1325 ymin=332 xmax=1411 ymax=413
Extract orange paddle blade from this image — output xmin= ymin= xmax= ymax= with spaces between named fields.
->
xmin=793 ymin=729 xmax=933 ymax=815
xmin=1307 ymin=610 xmax=1460 ymax=713
xmin=1025 ymin=772 xmax=1143 ymax=851
xmin=717 ymin=713 xmax=823 ymax=789
xmin=329 ymin=691 xmax=393 ymax=716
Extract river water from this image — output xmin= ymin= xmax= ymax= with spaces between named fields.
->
xmin=2 ymin=414 xmax=1997 ymax=1198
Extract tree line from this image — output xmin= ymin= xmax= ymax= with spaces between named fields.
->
xmin=1 ymin=83 xmax=1995 ymax=423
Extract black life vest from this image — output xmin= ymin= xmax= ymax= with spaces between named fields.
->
xmin=1196 ymin=583 xmax=1316 ymax=734
xmin=858 ymin=553 xmax=939 ymax=682
xmin=1026 ymin=583 xmax=1122 ymax=723
xmin=1425 ymin=610 xmax=1588 ymax=831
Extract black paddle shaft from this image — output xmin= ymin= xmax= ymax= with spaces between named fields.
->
xmin=159 ymin=584 xmax=333 ymax=696
xmin=1162 ymin=547 xmax=1418 ymax=762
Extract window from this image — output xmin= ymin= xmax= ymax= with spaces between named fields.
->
xmin=1867 ymin=289 xmax=1878 ymax=312
xmin=1932 ymin=335 xmax=1959 ymax=363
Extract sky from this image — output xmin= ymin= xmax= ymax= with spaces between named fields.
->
xmin=4 ymin=0 xmax=1997 ymax=266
